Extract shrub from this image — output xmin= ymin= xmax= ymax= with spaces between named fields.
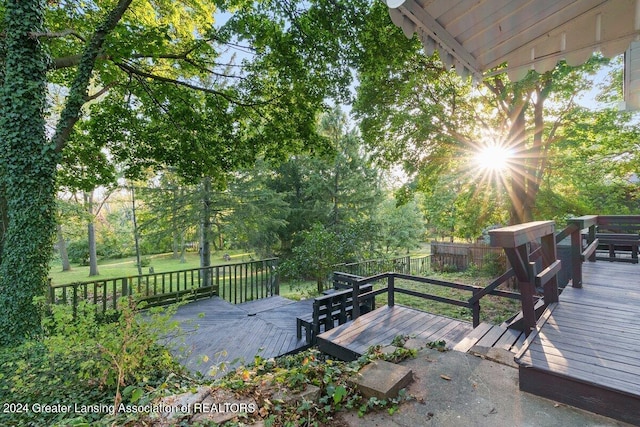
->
xmin=66 ymin=240 xmax=90 ymax=265
xmin=481 ymin=252 xmax=506 ymax=277
xmin=0 ymin=299 xmax=186 ymax=426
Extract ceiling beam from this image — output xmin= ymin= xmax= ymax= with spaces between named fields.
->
xmin=398 ymin=0 xmax=483 ymax=80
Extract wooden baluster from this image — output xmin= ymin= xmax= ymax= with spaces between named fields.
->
xmin=541 ymin=233 xmax=559 ymax=305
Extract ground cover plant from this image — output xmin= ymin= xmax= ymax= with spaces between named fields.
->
xmin=0 ymin=300 xmax=419 ymax=427
xmin=0 ymin=299 xmax=188 ymax=426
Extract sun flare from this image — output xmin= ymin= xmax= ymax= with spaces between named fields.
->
xmin=473 ymin=144 xmax=513 ymax=172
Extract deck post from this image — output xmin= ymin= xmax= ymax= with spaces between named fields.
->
xmin=489 ymin=221 xmax=557 ymax=336
xmin=570 ymin=227 xmax=583 ymax=288
xmin=388 ymin=274 xmax=395 ymax=307
xmin=471 ymin=288 xmax=480 ymax=327
xmin=587 ymin=223 xmax=597 ymax=262
xmin=540 ymin=233 xmax=559 ymax=305
xmin=567 ymin=215 xmax=599 ymax=288
xmin=352 ymin=280 xmax=361 ymax=320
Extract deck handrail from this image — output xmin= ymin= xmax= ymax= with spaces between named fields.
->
xmin=337 ymin=271 xmax=520 ymax=328
xmin=489 ymin=221 xmax=560 ymax=335
xmin=489 ymin=215 xmax=640 ymax=335
xmin=48 ymin=258 xmax=279 ymax=316
xmin=566 ymin=215 xmax=640 ymax=286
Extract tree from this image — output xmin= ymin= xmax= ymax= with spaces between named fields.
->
xmin=376 ymin=196 xmax=425 ymax=255
xmin=137 ymin=172 xmax=197 ymax=262
xmin=353 ymin=1 xmax=611 ymax=225
xmin=222 ymin=163 xmax=290 ymax=258
xmin=267 ymin=107 xmax=383 ymax=255
xmin=0 ymin=0 xmax=369 ymax=345
xmin=0 ymin=0 xmax=61 ymax=344
xmin=281 ymin=223 xmax=352 ymax=293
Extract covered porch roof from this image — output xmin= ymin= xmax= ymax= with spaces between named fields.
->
xmin=385 ymin=0 xmax=640 ymax=109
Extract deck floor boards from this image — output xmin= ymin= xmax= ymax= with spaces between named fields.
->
xmin=317 ymin=305 xmax=473 ymax=360
xmin=516 ymin=261 xmax=640 ymax=424
xmin=169 ymin=296 xmax=312 ymax=376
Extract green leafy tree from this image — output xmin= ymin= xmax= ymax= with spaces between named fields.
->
xmin=353 ymin=1 xmax=611 ymax=225
xmin=0 ymin=0 xmax=368 ymax=344
xmin=281 ymin=223 xmax=352 ymax=293
xmin=376 ymin=197 xmax=425 ymax=255
xmin=222 ymin=163 xmax=290 ymax=258
xmin=268 ymin=107 xmax=383 ymax=255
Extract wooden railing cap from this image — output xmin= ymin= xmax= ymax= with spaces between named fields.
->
xmin=489 ymin=221 xmax=555 ymax=248
xmin=567 ymin=215 xmax=599 ymax=229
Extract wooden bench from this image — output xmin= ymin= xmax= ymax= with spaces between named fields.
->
xmin=296 ymin=284 xmax=374 ymax=344
xmin=594 ymin=233 xmax=639 ymax=263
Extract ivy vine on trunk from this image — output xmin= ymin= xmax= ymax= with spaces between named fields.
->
xmin=0 ymin=0 xmax=134 ymax=346
xmin=0 ymin=0 xmax=56 ymax=345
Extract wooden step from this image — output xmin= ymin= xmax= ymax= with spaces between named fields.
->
xmin=454 ymin=321 xmax=526 ymax=368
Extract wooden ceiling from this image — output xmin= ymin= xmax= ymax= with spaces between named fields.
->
xmin=386 ymin=0 xmax=640 ymax=88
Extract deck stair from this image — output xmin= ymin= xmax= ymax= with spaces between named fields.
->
xmin=453 ymin=322 xmax=526 ymax=368
xmin=453 ymin=298 xmax=546 ymax=367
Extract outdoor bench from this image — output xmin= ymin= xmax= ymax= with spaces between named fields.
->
xmin=296 ymin=284 xmax=374 ymax=344
xmin=595 ymin=232 xmax=639 ymax=263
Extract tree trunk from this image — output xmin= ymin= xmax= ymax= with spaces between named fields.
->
xmin=131 ymin=186 xmax=142 ymax=276
xmin=508 ymin=99 xmax=530 ymax=224
xmin=57 ymin=224 xmax=71 ymax=271
xmin=0 ymin=0 xmax=57 ymax=345
xmin=179 ymin=232 xmax=187 ymax=263
xmin=200 ymin=177 xmax=212 ymax=287
xmin=171 ymin=187 xmax=180 ymax=259
xmin=85 ymin=192 xmax=99 ymax=276
xmin=87 ymin=222 xmax=99 ymax=276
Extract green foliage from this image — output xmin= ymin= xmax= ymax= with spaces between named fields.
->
xmin=279 ymin=223 xmax=355 ymax=292
xmin=214 ymin=337 xmax=416 ymax=426
xmin=481 ymin=252 xmax=507 ymax=277
xmin=67 ymin=240 xmax=90 ymax=265
xmin=353 ymin=1 xmax=628 ymax=226
xmin=0 ymin=0 xmax=58 ymax=345
xmin=0 ymin=299 xmax=186 ymax=426
xmin=2 ymin=0 xmax=371 ymax=343
xmin=376 ymin=197 xmax=426 ymax=255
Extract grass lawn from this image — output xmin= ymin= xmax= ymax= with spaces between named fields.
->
xmin=49 ymin=249 xmax=520 ymax=326
xmin=48 ymin=250 xmax=257 ymax=285
xmin=278 ymin=269 xmax=521 ymax=326
xmin=391 ymin=275 xmax=521 ymax=325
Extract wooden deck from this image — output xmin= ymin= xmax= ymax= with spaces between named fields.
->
xmin=515 ymin=261 xmax=640 ymax=425
xmin=168 ymin=296 xmax=312 ymax=377
xmin=316 ymin=305 xmax=473 ymax=361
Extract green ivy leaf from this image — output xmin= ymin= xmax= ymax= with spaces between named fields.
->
xmin=332 ymin=385 xmax=347 ymax=404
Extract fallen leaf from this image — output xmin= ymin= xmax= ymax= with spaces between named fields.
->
xmin=440 ymin=374 xmax=451 ymax=381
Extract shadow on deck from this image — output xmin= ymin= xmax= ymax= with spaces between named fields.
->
xmin=168 ymin=295 xmax=312 ymax=377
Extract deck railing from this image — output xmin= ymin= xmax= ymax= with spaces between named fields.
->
xmin=48 ymin=258 xmax=279 ymax=316
xmin=333 ymin=255 xmax=431 ymax=277
xmin=489 ymin=221 xmax=561 ymax=336
xmin=565 ymin=215 xmax=640 ymax=287
xmin=487 ymin=215 xmax=640 ymax=335
xmin=333 ymin=270 xmax=520 ymax=328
